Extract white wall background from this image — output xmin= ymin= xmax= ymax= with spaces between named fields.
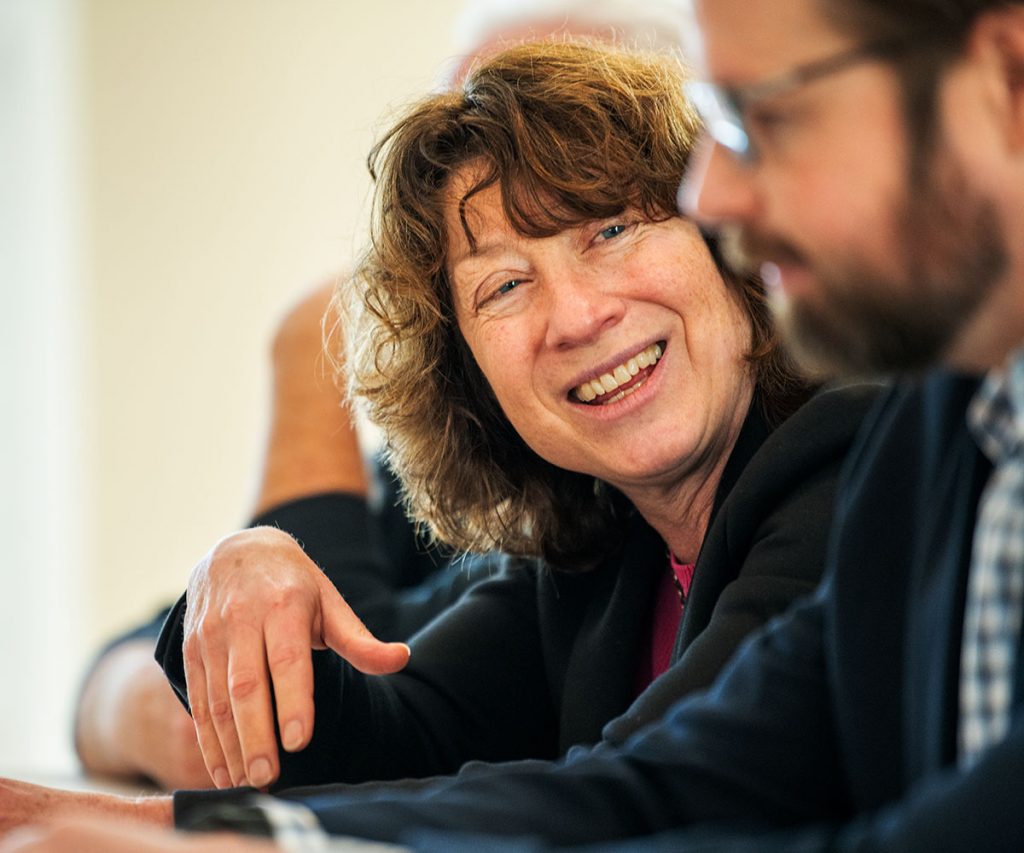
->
xmin=1 ymin=0 xmax=463 ymax=773
xmin=1 ymin=0 xmax=87 ymax=774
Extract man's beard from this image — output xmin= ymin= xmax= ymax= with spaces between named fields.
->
xmin=719 ymin=145 xmax=1007 ymax=378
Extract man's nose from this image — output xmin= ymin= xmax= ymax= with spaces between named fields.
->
xmin=678 ymin=134 xmax=758 ymax=227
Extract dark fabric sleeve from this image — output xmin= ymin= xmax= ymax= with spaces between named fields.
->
xmin=169 ymin=386 xmax=876 ymax=836
xmin=272 ymin=564 xmax=559 ymax=788
xmin=174 ymin=592 xmax=846 ymax=845
xmin=405 ymin=716 xmax=1024 ymax=853
xmin=350 ymin=553 xmax=501 ymax=642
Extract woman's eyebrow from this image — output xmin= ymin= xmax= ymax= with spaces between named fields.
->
xmin=450 ymin=241 xmax=514 ymax=278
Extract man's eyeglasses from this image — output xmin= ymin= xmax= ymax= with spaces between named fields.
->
xmin=684 ymin=37 xmax=910 ymax=163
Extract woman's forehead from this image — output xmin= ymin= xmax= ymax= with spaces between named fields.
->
xmin=442 ymin=161 xmax=634 ymax=255
xmin=444 ymin=180 xmax=515 ymax=272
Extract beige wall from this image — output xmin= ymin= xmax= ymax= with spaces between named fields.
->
xmin=80 ymin=0 xmax=464 ymax=649
xmin=2 ymin=0 xmax=466 ymax=774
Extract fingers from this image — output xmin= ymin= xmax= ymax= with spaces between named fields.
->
xmin=182 ymin=639 xmax=235 ymax=790
xmin=263 ymin=606 xmax=317 ymax=754
xmin=225 ymin=624 xmax=280 ymax=788
xmin=179 ymin=527 xmax=408 ymax=791
xmin=203 ymin=656 xmax=247 ymax=788
xmin=188 ymin=624 xmax=282 ymax=790
xmin=182 ymin=529 xmax=315 ymax=789
xmin=320 ymin=587 xmax=411 ymax=676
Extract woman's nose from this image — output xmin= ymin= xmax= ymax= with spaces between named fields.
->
xmin=543 ymin=267 xmax=625 ymax=350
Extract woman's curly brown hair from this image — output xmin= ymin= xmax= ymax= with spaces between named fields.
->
xmin=336 ymin=40 xmax=810 ymax=571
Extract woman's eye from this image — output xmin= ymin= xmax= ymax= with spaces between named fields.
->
xmin=477 ymin=278 xmax=522 ymax=309
xmin=598 ymin=224 xmax=627 ymax=241
xmin=496 ymin=278 xmax=522 ymax=296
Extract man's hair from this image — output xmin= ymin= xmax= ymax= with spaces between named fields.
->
xmin=822 ymin=0 xmax=1017 ymax=153
xmin=338 ymin=39 xmax=809 ymax=570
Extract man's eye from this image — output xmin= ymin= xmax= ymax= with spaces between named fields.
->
xmin=599 ymin=224 xmax=627 ymax=241
xmin=745 ymin=105 xmax=795 ymax=143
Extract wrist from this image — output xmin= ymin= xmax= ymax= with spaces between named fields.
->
xmin=130 ymin=793 xmax=175 ymax=827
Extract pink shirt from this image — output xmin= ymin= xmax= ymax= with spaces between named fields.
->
xmin=635 ymin=554 xmax=695 ymax=694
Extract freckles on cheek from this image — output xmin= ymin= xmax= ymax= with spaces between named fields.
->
xmin=461 ymin=330 xmax=507 ymax=395
xmin=481 ymin=335 xmax=533 ymax=414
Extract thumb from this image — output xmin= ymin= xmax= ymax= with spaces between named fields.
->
xmin=319 ymin=590 xmax=411 ymax=676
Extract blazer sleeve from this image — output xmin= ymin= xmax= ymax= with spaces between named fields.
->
xmin=175 ymin=590 xmax=847 ymax=845
xmin=404 ymin=715 xmax=1024 ymax=852
xmin=272 ymin=562 xmax=560 ymax=788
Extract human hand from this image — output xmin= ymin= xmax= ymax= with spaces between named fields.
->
xmin=182 ymin=527 xmax=410 ymax=789
xmin=0 ymin=778 xmax=172 ymax=837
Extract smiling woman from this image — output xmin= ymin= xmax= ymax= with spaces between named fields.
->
xmin=443 ymin=186 xmax=752 ymax=565
xmin=348 ymin=41 xmax=805 ymax=571
xmin=153 ymin=39 xmax=878 ymax=796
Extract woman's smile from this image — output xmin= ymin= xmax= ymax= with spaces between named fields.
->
xmin=570 ymin=341 xmax=666 ymax=405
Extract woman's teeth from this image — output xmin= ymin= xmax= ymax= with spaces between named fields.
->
xmin=574 ymin=342 xmax=663 ymax=404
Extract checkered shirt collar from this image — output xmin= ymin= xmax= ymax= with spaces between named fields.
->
xmin=968 ymin=349 xmax=1024 ymax=465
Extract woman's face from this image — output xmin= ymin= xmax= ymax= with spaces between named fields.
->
xmin=446 ymin=171 xmax=755 ymax=499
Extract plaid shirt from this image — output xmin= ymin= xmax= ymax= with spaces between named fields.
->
xmin=959 ymin=349 xmax=1024 ymax=768
xmin=256 ymin=797 xmax=407 ymax=852
xmin=183 ymin=794 xmax=407 ymax=852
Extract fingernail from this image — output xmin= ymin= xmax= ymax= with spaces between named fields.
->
xmin=283 ymin=720 xmax=304 ymax=751
xmin=249 ymin=757 xmax=273 ymax=788
xmin=213 ymin=767 xmax=231 ymax=789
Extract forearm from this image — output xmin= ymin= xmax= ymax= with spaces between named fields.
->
xmin=252 ymin=280 xmax=367 ymax=516
xmin=0 ymin=777 xmax=174 ymax=836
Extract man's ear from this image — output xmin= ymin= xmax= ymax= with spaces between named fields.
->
xmin=972 ymin=7 xmax=1024 ymax=152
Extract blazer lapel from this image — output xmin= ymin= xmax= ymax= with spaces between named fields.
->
xmin=555 ymin=514 xmax=665 ymax=751
xmin=902 ymin=375 xmax=990 ymax=784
